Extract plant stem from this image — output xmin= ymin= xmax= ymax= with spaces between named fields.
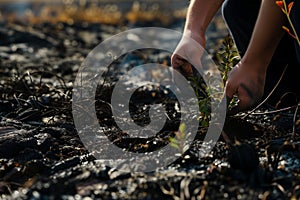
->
xmin=291 ymin=102 xmax=299 ymax=140
xmin=283 ymin=0 xmax=300 ymax=46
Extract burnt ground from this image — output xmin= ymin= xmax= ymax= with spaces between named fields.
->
xmin=0 ymin=18 xmax=300 ymax=200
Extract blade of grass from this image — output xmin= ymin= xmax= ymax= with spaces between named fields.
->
xmin=291 ymin=102 xmax=299 ymax=139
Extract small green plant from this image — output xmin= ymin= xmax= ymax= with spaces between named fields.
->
xmin=169 ymin=123 xmax=190 ymax=157
xmin=170 ymin=36 xmax=240 ymax=154
xmin=215 ymin=36 xmax=241 ymax=110
xmin=191 ymin=36 xmax=240 ymax=124
xmin=188 ymin=75 xmax=211 ymax=127
xmin=216 ymin=36 xmax=240 ymax=83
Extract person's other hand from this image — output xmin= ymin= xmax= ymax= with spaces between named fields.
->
xmin=225 ymin=61 xmax=266 ymax=111
xmin=171 ymin=32 xmax=206 ymax=77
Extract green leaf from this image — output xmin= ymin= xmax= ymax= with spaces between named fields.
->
xmin=179 ymin=123 xmax=186 ymax=134
xmin=201 ymin=120 xmax=208 ymax=127
xmin=169 ymin=137 xmax=177 ymax=144
xmin=170 ymin=143 xmax=179 ymax=149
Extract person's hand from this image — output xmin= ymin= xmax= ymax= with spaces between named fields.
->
xmin=225 ymin=61 xmax=266 ymax=111
xmin=171 ymin=32 xmax=206 ymax=77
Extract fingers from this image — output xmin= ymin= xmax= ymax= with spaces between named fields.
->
xmin=225 ymin=82 xmax=259 ymax=112
xmin=225 ymin=82 xmax=239 ymax=116
xmin=171 ymin=54 xmax=184 ymax=69
xmin=225 ymin=77 xmax=255 ymax=113
xmin=171 ymin=54 xmax=186 ymax=69
xmin=171 ymin=54 xmax=193 ymax=77
xmin=224 ymin=80 xmax=236 ymax=105
xmin=236 ymin=87 xmax=254 ymax=111
xmin=172 ymin=35 xmax=204 ymax=70
xmin=225 ymin=64 xmax=259 ymax=112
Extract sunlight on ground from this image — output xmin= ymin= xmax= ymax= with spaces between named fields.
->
xmin=0 ymin=0 xmax=187 ymax=25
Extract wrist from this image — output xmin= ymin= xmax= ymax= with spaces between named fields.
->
xmin=183 ymin=29 xmax=206 ymax=47
xmin=242 ymin=40 xmax=277 ymax=74
xmin=241 ymin=54 xmax=270 ymax=74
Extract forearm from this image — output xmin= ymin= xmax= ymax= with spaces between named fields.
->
xmin=243 ymin=0 xmax=287 ymax=72
xmin=183 ymin=0 xmax=224 ymax=43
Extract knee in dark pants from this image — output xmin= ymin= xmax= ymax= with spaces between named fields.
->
xmin=222 ymin=0 xmax=235 ymax=26
xmin=221 ymin=0 xmax=261 ymax=55
xmin=222 ymin=0 xmax=261 ymax=29
xmin=221 ymin=0 xmax=253 ymax=24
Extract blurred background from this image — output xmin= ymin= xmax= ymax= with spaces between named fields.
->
xmin=0 ymin=0 xmax=228 ymax=58
xmin=0 ymin=0 xmax=188 ymax=25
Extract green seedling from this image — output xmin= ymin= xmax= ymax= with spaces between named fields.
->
xmin=169 ymin=123 xmax=190 ymax=157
